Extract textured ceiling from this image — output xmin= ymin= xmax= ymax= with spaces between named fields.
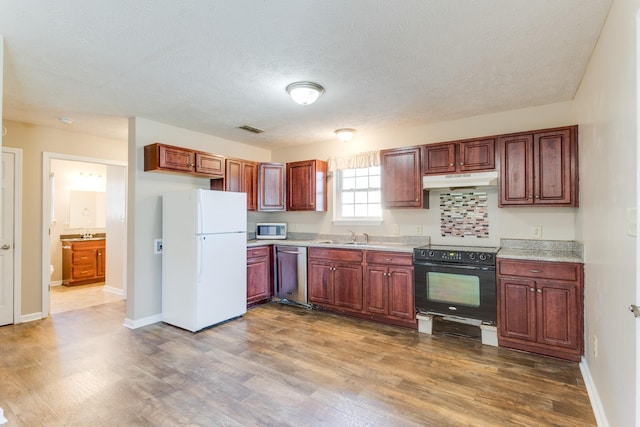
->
xmin=1 ymin=0 xmax=612 ymax=149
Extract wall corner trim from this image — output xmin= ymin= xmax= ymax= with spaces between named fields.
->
xmin=123 ymin=313 xmax=162 ymax=330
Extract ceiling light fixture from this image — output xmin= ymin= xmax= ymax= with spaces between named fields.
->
xmin=286 ymin=81 xmax=324 ymax=105
xmin=58 ymin=117 xmax=74 ymax=125
xmin=335 ymin=128 xmax=356 ymax=142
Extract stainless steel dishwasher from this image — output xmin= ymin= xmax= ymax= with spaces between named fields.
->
xmin=274 ymin=245 xmax=309 ymax=308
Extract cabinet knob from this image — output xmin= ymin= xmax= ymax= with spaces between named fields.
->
xmin=459 ymin=162 xmax=464 ymax=166
xmin=535 ymin=195 xmax=540 ymax=199
xmin=536 ymin=289 xmax=542 ymax=293
xmin=449 ymin=163 xmax=454 ymax=167
xmin=530 ymin=288 xmax=535 ymax=292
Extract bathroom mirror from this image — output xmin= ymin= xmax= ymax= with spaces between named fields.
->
xmin=69 ymin=190 xmax=106 ymax=229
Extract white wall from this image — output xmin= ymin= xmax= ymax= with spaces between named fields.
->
xmin=573 ymin=0 xmax=639 ymax=425
xmin=126 ymin=117 xmax=271 ymax=323
xmin=268 ymin=102 xmax=578 ymax=246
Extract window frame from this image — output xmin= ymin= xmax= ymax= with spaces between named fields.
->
xmin=332 ymin=166 xmax=384 ymax=225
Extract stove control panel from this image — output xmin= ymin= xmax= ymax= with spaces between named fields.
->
xmin=414 ymin=248 xmax=496 ymax=266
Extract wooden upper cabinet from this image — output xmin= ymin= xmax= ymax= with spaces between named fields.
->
xmin=381 ymin=146 xmax=422 ymax=208
xmin=195 ymin=152 xmax=224 ymax=176
xmin=286 ymin=160 xmax=327 ymax=211
xmin=499 ymin=125 xmax=577 ymax=207
xmin=225 ymin=158 xmax=258 ymax=211
xmin=258 ymin=162 xmax=286 ymax=211
xmin=144 ymin=143 xmax=224 ymax=177
xmin=422 ymin=138 xmax=495 ymax=175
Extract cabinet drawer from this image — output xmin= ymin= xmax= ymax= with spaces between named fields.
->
xmin=72 ymin=250 xmax=95 ymax=264
xmin=308 ymin=247 xmax=363 ymax=262
xmin=72 ymin=266 xmax=96 ymax=279
xmin=498 ymin=259 xmax=580 ymax=281
xmin=365 ymin=251 xmax=413 ymax=266
xmin=247 ymin=246 xmax=270 ymax=260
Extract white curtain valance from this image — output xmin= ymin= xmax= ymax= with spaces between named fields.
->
xmin=327 ymin=150 xmax=380 ymax=172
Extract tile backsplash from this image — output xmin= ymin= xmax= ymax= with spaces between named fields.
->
xmin=440 ymin=191 xmax=489 ymax=238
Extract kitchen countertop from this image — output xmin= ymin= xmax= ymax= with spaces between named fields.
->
xmin=60 ymin=237 xmax=106 ymax=242
xmin=497 ymin=239 xmax=583 ymax=263
xmin=247 ymin=239 xmax=419 ymax=253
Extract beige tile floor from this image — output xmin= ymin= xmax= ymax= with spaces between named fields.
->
xmin=50 ymin=282 xmax=124 ymax=314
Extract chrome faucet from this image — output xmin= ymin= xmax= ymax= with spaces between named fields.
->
xmin=363 ymin=233 xmax=369 ymax=243
xmin=347 ymin=229 xmax=356 ymax=243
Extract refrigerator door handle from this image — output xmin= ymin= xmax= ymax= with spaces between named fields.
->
xmin=197 ymin=236 xmax=204 ymax=282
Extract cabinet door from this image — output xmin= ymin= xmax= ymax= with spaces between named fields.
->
xmin=96 ymin=247 xmax=106 ymax=278
xmin=534 ymin=128 xmax=575 ymax=206
xmin=499 ymin=134 xmax=534 ymax=206
xmin=258 ymin=163 xmax=286 ymax=211
xmin=364 ymin=265 xmax=388 ymax=314
xmin=536 ymin=280 xmax=580 ymax=350
xmin=286 ymin=160 xmax=327 ymax=211
xmin=195 ymin=153 xmax=224 ymax=177
xmin=244 ymin=161 xmax=258 ymax=211
xmin=459 ymin=138 xmax=495 ymax=172
xmin=381 ymin=146 xmax=422 ymax=208
xmin=157 ymin=145 xmax=194 ymax=172
xmin=388 ymin=266 xmax=414 ymax=319
xmin=422 ymin=142 xmax=456 ymax=175
xmin=247 ymin=257 xmax=270 ymax=304
xmin=333 ymin=262 xmax=363 ymax=310
xmin=225 ymin=158 xmax=243 ymax=192
xmin=498 ymin=276 xmax=536 ymax=342
xmin=308 ymin=260 xmax=334 ymax=305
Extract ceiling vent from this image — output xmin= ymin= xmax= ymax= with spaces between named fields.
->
xmin=237 ymin=125 xmax=264 ymax=134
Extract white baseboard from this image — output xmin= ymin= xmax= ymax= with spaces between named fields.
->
xmin=580 ymin=356 xmax=610 ymax=427
xmin=123 ymin=313 xmax=162 ymax=329
xmin=50 ymin=280 xmax=63 ymax=286
xmin=21 ymin=312 xmax=43 ymax=323
xmin=103 ymin=285 xmax=124 ymax=296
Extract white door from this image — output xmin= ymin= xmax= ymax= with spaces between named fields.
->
xmin=0 ymin=151 xmax=16 ymax=325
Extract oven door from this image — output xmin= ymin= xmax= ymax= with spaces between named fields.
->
xmin=414 ymin=261 xmax=496 ymax=324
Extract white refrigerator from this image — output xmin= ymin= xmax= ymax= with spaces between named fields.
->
xmin=162 ymin=189 xmax=247 ymax=332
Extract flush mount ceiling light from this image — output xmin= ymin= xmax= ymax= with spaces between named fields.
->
xmin=286 ymin=81 xmax=324 ymax=105
xmin=335 ymin=128 xmax=357 ymax=142
xmin=58 ymin=116 xmax=74 ymax=125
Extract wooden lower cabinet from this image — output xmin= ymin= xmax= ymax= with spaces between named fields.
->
xmin=364 ymin=251 xmax=415 ymax=326
xmin=497 ymin=258 xmax=584 ymax=361
xmin=246 ymin=246 xmax=271 ymax=306
xmin=61 ymin=239 xmax=106 ymax=286
xmin=308 ymin=248 xmax=363 ymax=311
xmin=308 ymin=247 xmax=416 ymax=329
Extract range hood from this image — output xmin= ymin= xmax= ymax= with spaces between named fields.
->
xmin=422 ymin=171 xmax=499 ymax=190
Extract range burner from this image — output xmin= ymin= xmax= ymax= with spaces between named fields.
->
xmin=413 ymin=245 xmax=499 ymax=266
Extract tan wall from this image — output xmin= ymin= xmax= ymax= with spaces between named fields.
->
xmin=268 ymin=101 xmax=578 ymax=247
xmin=2 ymin=120 xmax=127 ymax=316
xmin=573 ymin=0 xmax=639 ymax=425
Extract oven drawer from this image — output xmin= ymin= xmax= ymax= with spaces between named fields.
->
xmin=497 ymin=259 xmax=580 ymax=281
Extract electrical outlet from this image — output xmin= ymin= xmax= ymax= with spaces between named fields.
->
xmin=531 ymin=225 xmax=542 ymax=239
xmin=154 ymin=239 xmax=163 ymax=254
xmin=416 ymin=225 xmax=423 ymax=235
xmin=592 ymin=335 xmax=598 ymax=357
xmin=392 ymin=224 xmax=400 ymax=235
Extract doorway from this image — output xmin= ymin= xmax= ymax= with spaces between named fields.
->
xmin=42 ymin=153 xmax=127 ymax=316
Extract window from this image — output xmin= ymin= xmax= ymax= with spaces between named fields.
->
xmin=334 ymin=166 xmax=382 ymax=223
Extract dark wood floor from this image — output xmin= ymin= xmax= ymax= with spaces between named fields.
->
xmin=0 ymin=301 xmax=595 ymax=426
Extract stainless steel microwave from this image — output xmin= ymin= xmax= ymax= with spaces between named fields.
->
xmin=256 ymin=223 xmax=287 ymax=240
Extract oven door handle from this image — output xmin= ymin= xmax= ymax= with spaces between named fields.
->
xmin=414 ymin=261 xmax=495 ymax=271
